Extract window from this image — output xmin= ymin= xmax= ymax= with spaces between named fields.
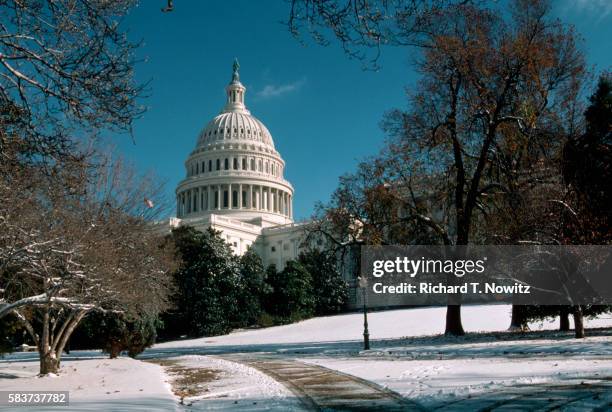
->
xmin=233 ymin=242 xmax=238 ymax=247
xmin=271 ymin=246 xmax=276 ymax=252
xmin=196 ymin=163 xmax=199 ymax=174
xmin=223 ymin=190 xmax=228 ymax=208
xmin=224 ymin=158 xmax=229 ymax=170
xmin=242 ymin=158 xmax=247 ymax=170
xmin=258 ymin=160 xmax=262 ymax=171
xmin=214 ymin=190 xmax=219 ymax=208
xmin=232 ymin=190 xmax=238 ymax=208
xmin=209 ymin=160 xmax=212 ymax=172
xmin=250 ymin=158 xmax=255 ymax=170
xmin=216 ymin=159 xmax=220 ymax=171
xmin=233 ymin=158 xmax=238 ymax=170
xmin=202 ymin=161 xmax=205 ymax=172
xmin=283 ymin=243 xmax=289 ymax=251
xmin=242 ymin=191 xmax=247 ymax=207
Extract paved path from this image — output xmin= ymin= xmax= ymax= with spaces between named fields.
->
xmin=222 ymin=355 xmax=425 ymax=411
xmin=222 ymin=355 xmax=612 ymax=411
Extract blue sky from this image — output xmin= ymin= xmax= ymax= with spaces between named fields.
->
xmin=111 ymin=0 xmax=612 ymax=221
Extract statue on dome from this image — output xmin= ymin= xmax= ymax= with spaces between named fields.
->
xmin=232 ymin=58 xmax=240 ymax=82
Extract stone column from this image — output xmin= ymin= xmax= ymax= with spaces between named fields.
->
xmin=285 ymin=192 xmax=289 ymax=216
xmin=259 ymin=185 xmax=263 ymax=210
xmin=239 ymin=183 xmax=243 ymax=209
xmin=228 ymin=183 xmax=232 ymax=209
xmin=274 ymin=189 xmax=278 ymax=213
xmin=282 ymin=192 xmax=286 ymax=216
xmin=262 ymin=187 xmax=266 ymax=210
xmin=276 ymin=190 xmax=279 ymax=213
xmin=248 ymin=185 xmax=253 ymax=209
xmin=217 ymin=186 xmax=221 ymax=210
xmin=261 ymin=186 xmax=268 ymax=210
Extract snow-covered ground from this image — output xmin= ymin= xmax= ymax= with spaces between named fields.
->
xmin=305 ymin=332 xmax=612 ymax=409
xmin=149 ymin=304 xmax=612 ymax=409
xmin=307 ymin=355 xmax=612 ymax=409
xmin=2 ymin=304 xmax=612 ymax=410
xmin=153 ymin=304 xmax=612 ymax=351
xmin=0 ymin=356 xmax=177 ymax=411
xmin=161 ymin=355 xmax=306 ymax=411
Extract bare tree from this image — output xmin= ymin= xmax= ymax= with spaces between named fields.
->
xmin=0 ymin=1 xmax=173 ymax=373
xmin=287 ymin=0 xmax=476 ymax=68
xmin=0 ymin=0 xmax=144 ymax=161
xmin=381 ymin=0 xmax=585 ymax=335
xmin=1 ymin=150 xmax=175 ymax=374
xmin=313 ymin=0 xmax=586 ymax=335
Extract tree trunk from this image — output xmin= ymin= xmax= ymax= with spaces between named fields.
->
xmin=445 ymin=246 xmax=465 ymax=336
xmin=573 ymin=305 xmax=585 ymax=339
xmin=508 ymin=305 xmax=529 ymax=331
xmin=108 ymin=341 xmax=122 ymax=359
xmin=559 ymin=307 xmax=570 ymax=331
xmin=39 ymin=350 xmax=60 ymax=375
xmin=445 ymin=304 xmax=465 ymax=336
xmin=54 ymin=310 xmax=88 ymax=362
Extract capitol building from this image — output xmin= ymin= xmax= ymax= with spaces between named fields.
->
xmin=171 ymin=61 xmax=306 ymax=269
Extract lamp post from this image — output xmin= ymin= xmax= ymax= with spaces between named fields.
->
xmin=358 ymin=276 xmax=370 ymax=350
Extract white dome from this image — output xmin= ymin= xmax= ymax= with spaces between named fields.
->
xmin=197 ymin=111 xmax=275 ymax=149
xmin=175 ymin=60 xmax=294 ymax=226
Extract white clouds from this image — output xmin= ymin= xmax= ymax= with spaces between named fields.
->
xmin=256 ymin=78 xmax=306 ymax=99
xmin=565 ymin=0 xmax=612 ymax=18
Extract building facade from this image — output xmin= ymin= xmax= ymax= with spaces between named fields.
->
xmin=172 ymin=61 xmax=305 ymax=269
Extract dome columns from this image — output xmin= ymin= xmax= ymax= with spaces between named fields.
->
xmin=176 ymin=183 xmax=292 ymax=219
